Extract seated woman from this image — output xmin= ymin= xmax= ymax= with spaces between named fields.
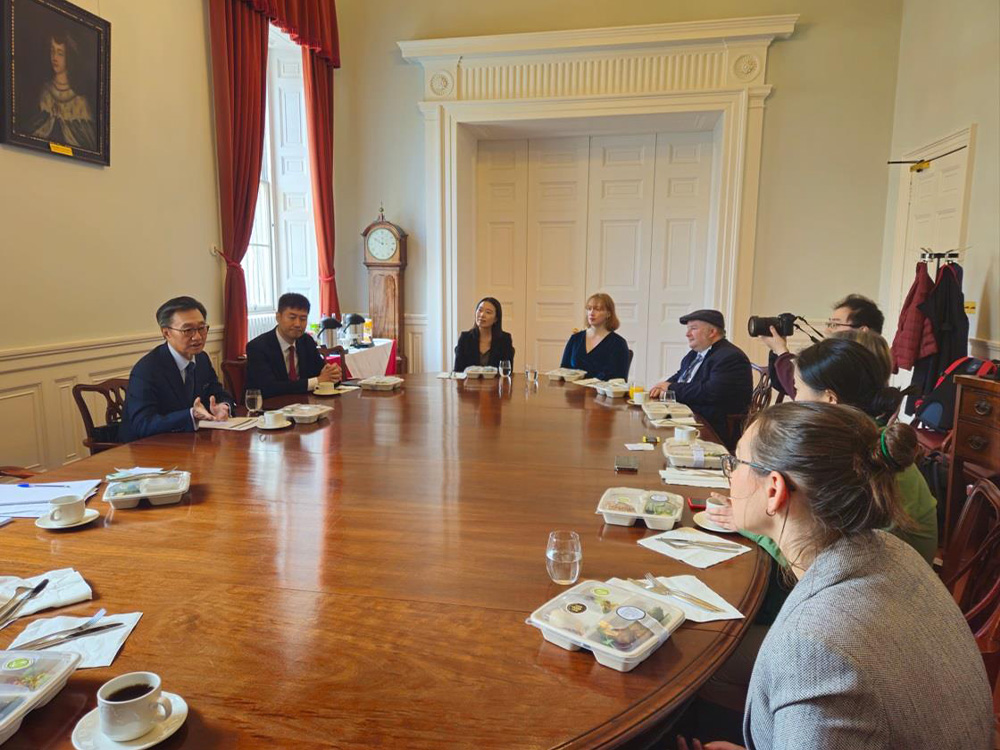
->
xmin=560 ymin=293 xmax=630 ymax=380
xmin=452 ymin=297 xmax=514 ymax=372
xmin=681 ymin=402 xmax=994 ymax=750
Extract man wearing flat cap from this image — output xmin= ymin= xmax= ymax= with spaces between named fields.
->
xmin=649 ymin=309 xmax=752 ymax=446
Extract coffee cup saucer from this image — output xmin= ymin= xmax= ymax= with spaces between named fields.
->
xmin=256 ymin=417 xmax=293 ymax=430
xmin=35 ymin=508 xmax=100 ymax=530
xmin=72 ymin=691 xmax=187 ymax=750
xmin=693 ymin=510 xmax=737 ymax=534
xmin=626 ymin=398 xmax=647 ymax=406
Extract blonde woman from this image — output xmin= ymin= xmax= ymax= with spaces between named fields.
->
xmin=559 ymin=293 xmax=630 ymax=380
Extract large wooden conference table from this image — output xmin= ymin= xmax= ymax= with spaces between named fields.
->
xmin=4 ymin=374 xmax=768 ymax=749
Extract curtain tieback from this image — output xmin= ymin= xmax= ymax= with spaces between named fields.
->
xmin=218 ymin=250 xmax=243 ymax=270
xmin=320 ymin=274 xmax=336 ymax=282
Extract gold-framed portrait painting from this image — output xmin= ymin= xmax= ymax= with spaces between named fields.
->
xmin=1 ymin=0 xmax=110 ymax=165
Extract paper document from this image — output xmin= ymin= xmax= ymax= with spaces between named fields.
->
xmin=197 ymin=417 xmax=258 ymax=431
xmin=624 ymin=443 xmax=654 ymax=451
xmin=0 ymin=480 xmax=101 ymax=517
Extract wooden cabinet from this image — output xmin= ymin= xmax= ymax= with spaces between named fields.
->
xmin=945 ymin=375 xmax=1000 ymax=545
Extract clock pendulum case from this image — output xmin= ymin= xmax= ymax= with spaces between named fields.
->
xmin=361 ymin=207 xmax=408 ymax=372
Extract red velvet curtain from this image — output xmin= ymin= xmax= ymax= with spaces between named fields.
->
xmin=302 ymin=49 xmax=340 ymax=316
xmin=242 ymin=0 xmax=340 ymax=66
xmin=209 ymin=0 xmax=269 ymax=360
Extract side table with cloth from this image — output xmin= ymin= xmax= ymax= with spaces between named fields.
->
xmin=326 ymin=338 xmax=397 ymax=379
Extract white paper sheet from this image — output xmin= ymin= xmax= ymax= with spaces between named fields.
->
xmin=625 ymin=443 xmax=654 ymax=451
xmin=659 ymin=467 xmax=730 ymax=489
xmin=196 ymin=417 xmax=259 ymax=431
xmin=638 ymin=527 xmax=750 ymax=569
xmin=0 ymin=481 xmax=101 ymax=517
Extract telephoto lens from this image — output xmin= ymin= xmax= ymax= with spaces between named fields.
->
xmin=747 ymin=312 xmax=796 ymax=338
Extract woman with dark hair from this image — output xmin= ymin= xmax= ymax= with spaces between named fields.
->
xmin=709 ymin=338 xmax=937 ymax=564
xmin=452 ymin=297 xmax=515 ymax=372
xmin=680 ymin=402 xmax=993 ymax=750
xmin=559 ymin=292 xmax=630 ymax=380
xmin=28 ymin=29 xmax=97 ymax=151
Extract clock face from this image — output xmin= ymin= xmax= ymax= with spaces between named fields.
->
xmin=367 ymin=227 xmax=397 ymax=261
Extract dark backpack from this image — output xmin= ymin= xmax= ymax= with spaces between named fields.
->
xmin=913 ymin=356 xmax=999 ymax=431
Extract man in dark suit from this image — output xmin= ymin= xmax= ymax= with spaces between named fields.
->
xmin=119 ymin=296 xmax=235 ymax=442
xmin=649 ymin=309 xmax=752 ymax=446
xmin=245 ymin=292 xmax=342 ymax=399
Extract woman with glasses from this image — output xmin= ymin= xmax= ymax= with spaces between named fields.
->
xmin=680 ymin=402 xmax=993 ymax=750
xmin=559 ymin=293 xmax=631 ymax=381
xmin=453 ymin=297 xmax=515 ymax=372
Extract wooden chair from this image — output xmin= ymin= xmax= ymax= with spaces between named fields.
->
xmin=221 ymin=357 xmax=247 ymax=406
xmin=941 ymin=478 xmax=1000 ymax=717
xmin=72 ymin=378 xmax=128 ymax=455
xmin=724 ymin=364 xmax=772 ymax=450
xmin=0 ymin=466 xmax=37 ymax=480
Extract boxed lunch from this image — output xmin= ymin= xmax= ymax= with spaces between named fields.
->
xmin=596 ymin=487 xmax=683 ymax=530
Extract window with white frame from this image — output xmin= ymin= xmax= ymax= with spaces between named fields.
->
xmin=243 ymin=26 xmax=320 ymax=339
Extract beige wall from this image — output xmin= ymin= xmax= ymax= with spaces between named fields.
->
xmin=880 ymin=0 xmax=999 ymax=351
xmin=0 ymin=0 xmax=222 ymax=351
xmin=332 ymin=0 xmax=903 ymax=337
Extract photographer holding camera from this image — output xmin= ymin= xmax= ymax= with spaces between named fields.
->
xmin=753 ymin=294 xmax=885 ymax=398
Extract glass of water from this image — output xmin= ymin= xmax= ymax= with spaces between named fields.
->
xmin=659 ymin=389 xmax=677 ymax=403
xmin=499 ymin=359 xmax=512 ymax=378
xmin=245 ymin=389 xmax=263 ymax=417
xmin=525 ymin=364 xmax=538 ymax=384
xmin=546 ymin=530 xmax=582 ymax=585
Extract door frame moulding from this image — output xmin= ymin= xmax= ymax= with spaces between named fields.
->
xmin=400 ymin=15 xmax=798 ymax=369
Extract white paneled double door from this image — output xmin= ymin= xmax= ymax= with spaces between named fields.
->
xmin=475 ymin=131 xmax=715 ymax=385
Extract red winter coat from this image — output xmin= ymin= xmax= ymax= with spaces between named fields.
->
xmin=892 ymin=263 xmax=938 ymax=371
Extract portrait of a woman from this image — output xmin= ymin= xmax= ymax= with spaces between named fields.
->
xmin=27 ymin=30 xmax=98 ymax=151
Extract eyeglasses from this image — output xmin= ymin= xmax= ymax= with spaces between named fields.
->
xmin=720 ymin=454 xmax=777 ymax=478
xmin=824 ymin=319 xmax=860 ymax=331
xmin=165 ymin=325 xmax=209 ymax=338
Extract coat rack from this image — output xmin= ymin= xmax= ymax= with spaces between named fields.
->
xmin=919 ymin=247 xmax=967 ymax=274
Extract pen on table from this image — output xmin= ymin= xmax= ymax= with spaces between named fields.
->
xmin=17 ymin=484 xmax=72 ymax=488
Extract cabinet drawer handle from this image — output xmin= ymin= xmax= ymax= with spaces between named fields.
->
xmin=974 ymin=399 xmax=992 ymax=416
xmin=967 ymin=435 xmax=989 ymax=451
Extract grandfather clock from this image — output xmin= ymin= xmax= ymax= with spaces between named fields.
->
xmin=361 ymin=207 xmax=408 ymax=372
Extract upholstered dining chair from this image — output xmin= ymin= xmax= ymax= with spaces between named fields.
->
xmin=221 ymin=356 xmax=247 ymax=406
xmin=72 ymin=378 xmax=128 ymax=455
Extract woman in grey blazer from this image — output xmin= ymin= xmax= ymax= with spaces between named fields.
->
xmin=680 ymin=402 xmax=994 ymax=750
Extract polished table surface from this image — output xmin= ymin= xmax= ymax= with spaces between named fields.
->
xmin=4 ymin=374 xmax=768 ymax=749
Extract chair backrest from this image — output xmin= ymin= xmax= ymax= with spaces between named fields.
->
xmin=942 ymin=478 xmax=1000 ymax=709
xmin=71 ymin=378 xmax=128 ymax=455
xmin=221 ymin=357 xmax=247 ymax=406
xmin=748 ymin=363 xmax=772 ymax=422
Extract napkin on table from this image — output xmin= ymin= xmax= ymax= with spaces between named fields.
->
xmin=0 ymin=568 xmax=92 ymax=619
xmin=625 ymin=443 xmax=654 ymax=451
xmin=609 ymin=575 xmax=744 ymax=623
xmin=9 ymin=612 xmax=142 ymax=668
xmin=649 ymin=416 xmax=701 ymax=427
xmin=659 ymin=467 xmax=730 ymax=489
xmin=638 ymin=527 xmax=750 ymax=569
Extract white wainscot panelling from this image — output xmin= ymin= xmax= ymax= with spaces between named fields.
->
xmin=404 ymin=314 xmax=429 ymax=373
xmin=0 ymin=331 xmax=224 ymax=471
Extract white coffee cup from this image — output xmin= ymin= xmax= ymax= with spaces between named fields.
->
xmin=674 ymin=425 xmax=700 ymax=444
xmin=46 ymin=495 xmax=85 ymax=526
xmin=705 ymin=494 xmax=728 ymax=513
xmin=262 ymin=410 xmax=285 ymax=428
xmin=98 ymin=671 xmax=172 ymax=741
xmin=633 ymin=391 xmax=647 ymax=405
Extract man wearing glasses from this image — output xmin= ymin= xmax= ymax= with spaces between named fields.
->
xmin=119 ymin=296 xmax=235 ymax=441
xmin=762 ymin=294 xmax=885 ymax=398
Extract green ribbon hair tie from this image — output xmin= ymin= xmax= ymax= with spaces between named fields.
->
xmin=879 ymin=428 xmax=899 ymax=468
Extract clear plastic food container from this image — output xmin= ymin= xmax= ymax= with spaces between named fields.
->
xmin=641 ymin=402 xmax=694 ymax=420
xmin=596 ymin=383 xmax=629 ymax=398
xmin=101 ymin=471 xmax=191 ymax=509
xmin=280 ymin=404 xmax=333 ymax=424
xmin=464 ymin=366 xmax=498 ymax=379
xmin=526 ymin=580 xmax=684 ymax=672
xmin=662 ymin=439 xmax=728 ymax=469
xmin=359 ymin=376 xmax=404 ymax=391
xmin=0 ymin=651 xmax=81 ymax=745
xmin=596 ymin=487 xmax=683 ymax=530
xmin=545 ymin=368 xmax=587 ymax=381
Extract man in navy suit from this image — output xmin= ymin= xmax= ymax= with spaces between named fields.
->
xmin=649 ymin=309 xmax=752 ymax=446
xmin=119 ymin=296 xmax=235 ymax=442
xmin=245 ymin=293 xmax=342 ymax=399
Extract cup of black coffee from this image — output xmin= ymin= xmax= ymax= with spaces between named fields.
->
xmin=97 ymin=671 xmax=172 ymax=741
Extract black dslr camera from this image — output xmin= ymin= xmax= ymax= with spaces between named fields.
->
xmin=747 ymin=312 xmax=796 ymax=338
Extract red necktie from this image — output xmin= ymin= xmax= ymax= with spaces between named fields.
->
xmin=287 ymin=346 xmax=298 ymax=380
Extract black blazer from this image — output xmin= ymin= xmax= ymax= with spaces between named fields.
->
xmin=119 ymin=343 xmax=234 ymax=442
xmin=453 ymin=329 xmax=515 ymax=372
xmin=246 ymin=328 xmax=327 ymax=399
xmin=666 ymin=338 xmax=752 ymax=445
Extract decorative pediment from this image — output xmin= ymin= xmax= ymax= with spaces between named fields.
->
xmin=399 ymin=16 xmax=797 ymax=102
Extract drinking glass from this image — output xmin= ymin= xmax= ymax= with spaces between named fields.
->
xmin=525 ymin=364 xmax=538 ymax=384
xmin=659 ymin=389 xmax=677 ymax=403
xmin=499 ymin=360 xmax=513 ymax=378
xmin=545 ymin=530 xmax=582 ymax=585
xmin=245 ymin=389 xmax=263 ymax=417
